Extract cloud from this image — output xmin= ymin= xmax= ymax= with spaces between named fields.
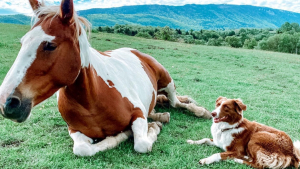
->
xmin=0 ymin=0 xmax=300 ymax=15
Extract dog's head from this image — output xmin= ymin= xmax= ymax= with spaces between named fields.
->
xmin=211 ymin=96 xmax=246 ymax=125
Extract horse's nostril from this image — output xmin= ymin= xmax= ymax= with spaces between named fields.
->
xmin=5 ymin=96 xmax=21 ymax=112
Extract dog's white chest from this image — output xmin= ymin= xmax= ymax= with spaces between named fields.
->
xmin=211 ymin=122 xmax=244 ymax=151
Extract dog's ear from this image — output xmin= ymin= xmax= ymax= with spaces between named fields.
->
xmin=216 ymin=96 xmax=227 ymax=105
xmin=234 ymin=99 xmax=246 ymax=115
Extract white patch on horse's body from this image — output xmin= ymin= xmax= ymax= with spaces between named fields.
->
xmin=70 ymin=130 xmax=133 ymax=156
xmin=78 ymin=27 xmax=154 ymax=117
xmin=0 ymin=26 xmax=55 ymax=104
xmin=131 ymin=117 xmax=151 ymax=153
xmin=158 ymin=80 xmax=178 ymax=107
xmin=211 ymin=122 xmax=244 ymax=151
xmin=70 ymin=131 xmax=96 ymax=156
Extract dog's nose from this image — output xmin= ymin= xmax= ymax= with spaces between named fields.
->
xmin=211 ymin=112 xmax=217 ymax=117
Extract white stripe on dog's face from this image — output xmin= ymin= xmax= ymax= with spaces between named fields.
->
xmin=0 ymin=26 xmax=55 ymax=104
xmin=212 ymin=101 xmax=224 ymax=118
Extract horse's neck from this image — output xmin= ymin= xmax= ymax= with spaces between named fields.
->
xmin=61 ymin=65 xmax=112 ymax=113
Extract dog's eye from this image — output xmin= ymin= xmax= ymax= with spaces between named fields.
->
xmin=223 ymin=105 xmax=229 ymax=110
xmin=43 ymin=42 xmax=57 ymax=51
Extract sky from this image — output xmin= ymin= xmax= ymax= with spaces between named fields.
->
xmin=0 ymin=0 xmax=300 ymax=15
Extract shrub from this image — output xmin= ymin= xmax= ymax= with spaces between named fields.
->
xmin=225 ymin=36 xmax=242 ymax=48
xmin=243 ymin=38 xmax=258 ymax=49
xmin=135 ymin=32 xmax=152 ymax=39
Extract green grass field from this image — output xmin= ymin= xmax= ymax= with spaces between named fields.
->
xmin=0 ymin=23 xmax=300 ymax=169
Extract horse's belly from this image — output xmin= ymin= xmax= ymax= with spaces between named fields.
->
xmin=63 ymin=108 xmax=133 ymax=139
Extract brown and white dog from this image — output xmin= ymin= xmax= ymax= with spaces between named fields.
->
xmin=187 ymin=96 xmax=300 ymax=169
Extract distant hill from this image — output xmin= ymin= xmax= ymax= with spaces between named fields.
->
xmin=1 ymin=4 xmax=300 ymax=30
xmin=0 ymin=14 xmax=30 ymax=25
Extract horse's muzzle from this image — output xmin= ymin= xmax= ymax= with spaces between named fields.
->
xmin=1 ymin=95 xmax=32 ymax=123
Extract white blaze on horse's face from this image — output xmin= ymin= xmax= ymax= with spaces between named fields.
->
xmin=1 ymin=26 xmax=54 ymax=99
xmin=0 ymin=26 xmax=55 ymax=122
xmin=0 ymin=1 xmax=83 ymax=123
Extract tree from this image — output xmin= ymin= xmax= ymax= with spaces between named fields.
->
xmin=184 ymin=35 xmax=195 ymax=44
xmin=277 ymin=33 xmax=296 ymax=53
xmin=296 ymin=39 xmax=300 ymax=54
xmin=154 ymin=26 xmax=174 ymax=41
xmin=280 ymin=22 xmax=292 ymax=33
xmin=135 ymin=32 xmax=152 ymax=39
xmin=258 ymin=38 xmax=269 ymax=50
xmin=225 ymin=36 xmax=242 ymax=48
xmin=228 ymin=30 xmax=235 ymax=36
xmin=243 ymin=38 xmax=257 ymax=49
xmin=291 ymin=23 xmax=300 ymax=32
xmin=206 ymin=37 xmax=223 ymax=46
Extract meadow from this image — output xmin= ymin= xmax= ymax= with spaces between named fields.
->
xmin=0 ymin=23 xmax=300 ymax=169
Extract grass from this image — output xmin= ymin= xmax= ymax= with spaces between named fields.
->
xmin=0 ymin=23 xmax=300 ymax=169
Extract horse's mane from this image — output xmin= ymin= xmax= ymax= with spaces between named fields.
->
xmin=31 ymin=1 xmax=91 ymax=39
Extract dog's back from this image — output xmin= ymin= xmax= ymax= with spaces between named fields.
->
xmin=245 ymin=121 xmax=300 ymax=168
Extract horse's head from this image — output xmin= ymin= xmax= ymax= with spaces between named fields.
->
xmin=0 ymin=0 xmax=87 ymax=122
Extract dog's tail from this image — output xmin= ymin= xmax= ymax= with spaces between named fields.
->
xmin=294 ymin=140 xmax=300 ymax=150
xmin=293 ymin=140 xmax=300 ymax=166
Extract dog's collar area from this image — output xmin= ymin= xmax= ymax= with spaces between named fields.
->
xmin=221 ymin=126 xmax=239 ymax=132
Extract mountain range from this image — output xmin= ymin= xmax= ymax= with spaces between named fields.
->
xmin=1 ymin=4 xmax=300 ymax=30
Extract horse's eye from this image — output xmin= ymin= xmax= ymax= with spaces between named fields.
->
xmin=43 ymin=42 xmax=57 ymax=51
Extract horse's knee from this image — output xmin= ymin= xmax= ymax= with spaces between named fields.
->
xmin=73 ymin=142 xmax=96 ymax=156
xmin=134 ymin=137 xmax=152 ymax=153
xmin=69 ymin=131 xmax=96 ymax=156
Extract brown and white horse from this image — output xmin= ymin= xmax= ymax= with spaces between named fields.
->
xmin=0 ymin=0 xmax=211 ymax=156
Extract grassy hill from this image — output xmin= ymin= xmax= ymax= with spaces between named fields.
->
xmin=1 ymin=4 xmax=300 ymax=29
xmin=0 ymin=23 xmax=300 ymax=168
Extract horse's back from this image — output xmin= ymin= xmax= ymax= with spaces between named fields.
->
xmin=109 ymin=48 xmax=173 ymax=90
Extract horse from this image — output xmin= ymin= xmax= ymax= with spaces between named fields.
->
xmin=0 ymin=0 xmax=211 ymax=156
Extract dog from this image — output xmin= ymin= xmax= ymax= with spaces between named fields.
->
xmin=187 ymin=96 xmax=300 ymax=168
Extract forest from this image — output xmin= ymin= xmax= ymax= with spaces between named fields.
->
xmin=95 ymin=22 xmax=300 ymax=55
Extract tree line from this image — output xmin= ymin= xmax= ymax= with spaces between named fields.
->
xmin=94 ymin=22 xmax=300 ymax=55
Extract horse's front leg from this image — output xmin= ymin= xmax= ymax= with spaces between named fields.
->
xmin=69 ymin=128 xmax=96 ymax=156
xmin=131 ymin=110 xmax=162 ymax=153
xmin=69 ymin=128 xmax=132 ymax=156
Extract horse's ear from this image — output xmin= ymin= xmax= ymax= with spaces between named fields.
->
xmin=29 ymin=0 xmax=41 ymax=11
xmin=60 ymin=0 xmax=74 ymax=23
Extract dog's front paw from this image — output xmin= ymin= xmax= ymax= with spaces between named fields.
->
xmin=199 ymin=154 xmax=220 ymax=165
xmin=199 ymin=158 xmax=211 ymax=165
xmin=187 ymin=140 xmax=194 ymax=144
